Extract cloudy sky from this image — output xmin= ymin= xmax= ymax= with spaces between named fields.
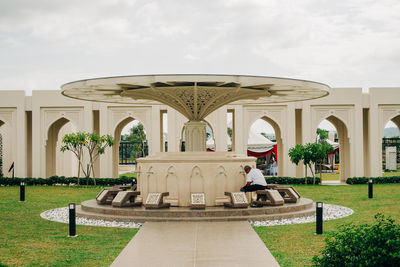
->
xmin=1 ymin=0 xmax=400 ymax=96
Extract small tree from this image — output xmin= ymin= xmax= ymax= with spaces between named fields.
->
xmin=124 ymin=123 xmax=148 ymax=163
xmin=84 ymin=133 xmax=114 ymax=184
xmin=60 ymin=132 xmax=86 ymax=185
xmin=61 ymin=132 xmax=114 ymax=185
xmin=288 ymin=144 xmax=308 ymax=184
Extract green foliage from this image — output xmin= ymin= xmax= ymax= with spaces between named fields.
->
xmin=313 ymin=214 xmax=400 ymax=267
xmin=288 ymin=144 xmax=305 ymax=166
xmin=227 ymin=127 xmax=232 ymax=139
xmin=123 ymin=123 xmax=148 ymax=162
xmin=0 ymin=176 xmax=134 ymax=186
xmin=61 ymin=132 xmax=114 ymax=185
xmin=347 ymin=176 xmax=400 ymax=184
xmin=265 ymin=176 xmax=320 ymax=185
xmin=289 ymin=142 xmax=333 ymax=184
xmin=316 ymin=128 xmax=329 ymax=143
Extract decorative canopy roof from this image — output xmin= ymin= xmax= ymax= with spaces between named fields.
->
xmin=62 ymin=74 xmax=330 ymax=120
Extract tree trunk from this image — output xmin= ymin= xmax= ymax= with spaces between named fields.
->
xmin=305 ymin=163 xmax=308 ymax=184
xmin=319 ymin=162 xmax=322 ymax=184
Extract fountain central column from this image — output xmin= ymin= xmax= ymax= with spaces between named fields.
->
xmin=184 ymin=120 xmax=207 ymax=151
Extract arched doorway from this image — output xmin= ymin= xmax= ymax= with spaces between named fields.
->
xmin=315 ymin=119 xmax=340 ymax=181
xmin=46 ymin=117 xmax=77 ymax=177
xmin=113 ymin=117 xmax=148 ymax=178
xmin=382 ymin=116 xmax=400 ymax=175
xmin=248 ymin=117 xmax=280 ymax=176
xmin=318 ymin=116 xmax=350 ymax=182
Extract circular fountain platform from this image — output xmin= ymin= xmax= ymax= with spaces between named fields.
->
xmin=76 ymin=198 xmax=315 ymax=222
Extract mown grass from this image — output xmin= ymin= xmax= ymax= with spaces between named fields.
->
xmin=254 ymin=184 xmax=400 ymax=267
xmin=118 ymin=172 xmax=137 ymax=179
xmin=0 ymin=186 xmax=138 ymax=267
xmin=1 ymin=184 xmax=399 ymax=266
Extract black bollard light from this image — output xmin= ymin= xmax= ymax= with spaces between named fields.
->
xmin=368 ymin=179 xmax=373 ymax=199
xmin=69 ymin=203 xmax=77 ymax=237
xmin=316 ymin=202 xmax=323 ymax=235
xmin=20 ymin=182 xmax=25 ymax=202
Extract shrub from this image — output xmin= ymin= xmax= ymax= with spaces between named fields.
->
xmin=346 ymin=176 xmax=400 ymax=184
xmin=313 ymin=214 xmax=400 ymax=267
xmin=0 ymin=176 xmax=135 ymax=186
xmin=265 ymin=176 xmax=320 ymax=185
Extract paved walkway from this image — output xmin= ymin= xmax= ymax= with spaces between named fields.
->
xmin=111 ymin=221 xmax=280 ymax=267
xmin=321 ymin=180 xmax=348 ymax=185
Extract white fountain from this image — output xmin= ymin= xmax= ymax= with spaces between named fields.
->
xmin=62 ymin=74 xmax=329 ymax=207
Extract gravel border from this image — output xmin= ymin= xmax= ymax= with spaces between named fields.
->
xmin=41 ymin=204 xmax=353 ymax=228
xmin=250 ymin=204 xmax=354 ymax=227
xmin=40 ymin=208 xmax=143 ymax=228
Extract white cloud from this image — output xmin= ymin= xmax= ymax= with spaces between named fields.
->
xmin=0 ymin=0 xmax=400 ymax=92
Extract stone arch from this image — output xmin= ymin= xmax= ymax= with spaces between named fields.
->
xmin=190 ymin=166 xmax=204 ymax=192
xmin=381 ymin=114 xmax=400 ymax=172
xmin=215 ymin=166 xmax=227 ymax=197
xmin=0 ymin=119 xmax=12 ymax=177
xmin=386 ymin=114 xmax=400 ymax=135
xmin=165 ymin=166 xmax=179 ymax=206
xmin=316 ymin=116 xmax=350 ymax=182
xmin=147 ymin=166 xmax=157 ymax=192
xmin=112 ymin=116 xmax=148 ymax=178
xmin=45 ymin=117 xmax=72 ymax=177
xmin=247 ymin=116 xmax=283 ymax=175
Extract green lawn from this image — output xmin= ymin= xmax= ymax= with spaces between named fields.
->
xmin=254 ymin=184 xmax=400 ymax=267
xmin=118 ymin=172 xmax=137 ymax=179
xmin=382 ymin=169 xmax=400 ymax=177
xmin=320 ymin=172 xmax=340 ymax=180
xmin=0 ymin=186 xmax=138 ymax=267
xmin=1 ymin=184 xmax=399 ymax=267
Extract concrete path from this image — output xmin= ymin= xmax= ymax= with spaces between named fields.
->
xmin=321 ymin=180 xmax=348 ymax=185
xmin=111 ymin=221 xmax=280 ymax=267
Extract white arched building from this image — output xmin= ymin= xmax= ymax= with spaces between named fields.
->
xmin=1 ymin=83 xmax=399 ymax=182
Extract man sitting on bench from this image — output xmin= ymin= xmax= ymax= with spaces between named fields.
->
xmin=240 ymin=165 xmax=267 ymax=193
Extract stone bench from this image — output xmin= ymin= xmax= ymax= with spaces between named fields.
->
xmin=267 ymin=185 xmax=300 ymax=203
xmin=144 ymin=192 xmax=171 ymax=209
xmin=96 ymin=188 xmax=122 ymax=205
xmin=223 ymin=192 xmax=249 ymax=208
xmin=254 ymin=189 xmax=284 ymax=206
xmin=190 ymin=193 xmax=206 ymax=209
xmin=112 ymin=191 xmax=142 ymax=207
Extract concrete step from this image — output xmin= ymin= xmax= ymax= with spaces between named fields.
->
xmin=76 ymin=203 xmax=316 ymax=222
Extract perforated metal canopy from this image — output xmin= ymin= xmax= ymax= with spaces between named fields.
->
xmin=62 ymin=74 xmax=330 ymax=120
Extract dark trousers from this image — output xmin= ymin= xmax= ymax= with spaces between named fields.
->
xmin=240 ymin=184 xmax=267 ymax=192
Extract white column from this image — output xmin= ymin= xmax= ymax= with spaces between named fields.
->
xmin=16 ymin=106 xmax=26 ymax=177
xmin=184 ymin=121 xmax=207 ymax=151
xmin=215 ymin=106 xmax=228 ymax=152
xmin=149 ymin=105 xmax=161 ymax=155
xmin=167 ymin=107 xmax=179 ymax=152
xmin=353 ymin=104 xmax=364 ymax=176
xmin=99 ymin=104 xmax=110 ymax=177
xmin=284 ymin=104 xmax=296 ymax=177
xmin=369 ymin=104 xmax=381 ymax=177
xmin=32 ymin=106 xmax=41 ymax=177
xmin=234 ymin=105 xmax=245 ymax=154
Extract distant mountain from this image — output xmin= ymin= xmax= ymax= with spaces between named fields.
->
xmin=384 ymin=127 xmax=399 ymax=138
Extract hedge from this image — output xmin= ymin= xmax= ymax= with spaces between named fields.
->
xmin=265 ymin=176 xmax=320 ymax=185
xmin=346 ymin=176 xmax=400 ymax=184
xmin=0 ymin=176 xmax=135 ymax=186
